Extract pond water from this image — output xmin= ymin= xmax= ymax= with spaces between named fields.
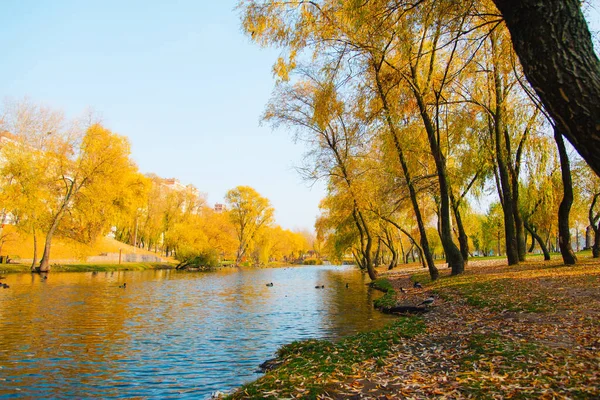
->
xmin=0 ymin=265 xmax=396 ymax=398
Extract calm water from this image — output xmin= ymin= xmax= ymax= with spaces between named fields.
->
xmin=0 ymin=265 xmax=395 ymax=398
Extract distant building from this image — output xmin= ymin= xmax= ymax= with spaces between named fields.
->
xmin=214 ymin=203 xmax=226 ymax=213
xmin=0 ymin=131 xmax=19 ymax=225
xmin=161 ymin=178 xmax=188 ymax=192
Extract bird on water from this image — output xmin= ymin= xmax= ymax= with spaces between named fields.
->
xmin=266 ymin=282 xmax=273 ymax=287
xmin=119 ymin=283 xmax=127 ymax=288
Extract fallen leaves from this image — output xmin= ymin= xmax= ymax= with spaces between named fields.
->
xmin=226 ymin=257 xmax=600 ymax=399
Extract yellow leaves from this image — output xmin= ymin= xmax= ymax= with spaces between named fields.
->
xmin=273 ymin=56 xmax=295 ymax=81
xmin=311 ymin=82 xmax=342 ymax=132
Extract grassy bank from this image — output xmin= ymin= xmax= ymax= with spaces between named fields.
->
xmin=0 ymin=262 xmax=175 ymax=274
xmin=226 ymin=317 xmax=426 ymax=399
xmin=225 ymin=256 xmax=600 ymax=399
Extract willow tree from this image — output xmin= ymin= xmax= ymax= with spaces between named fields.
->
xmin=264 ymin=76 xmax=379 ymax=280
xmin=225 ymin=186 xmax=274 ymax=266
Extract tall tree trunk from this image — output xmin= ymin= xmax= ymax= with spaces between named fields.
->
xmin=30 ymin=227 xmax=38 ymax=271
xmin=524 ymin=221 xmax=551 ymax=261
xmin=374 ymin=72 xmax=438 ymax=281
xmin=511 ymin=181 xmax=526 ymax=262
xmin=450 ymin=193 xmax=469 ymax=265
xmin=39 ymin=215 xmax=63 ymax=272
xmin=528 ymin=231 xmax=535 ymax=253
xmin=491 ymin=34 xmax=519 ymax=265
xmin=413 ymin=89 xmax=464 ymax=275
xmin=589 ymin=194 xmax=600 ymax=258
xmin=383 ymin=229 xmax=398 ymax=270
xmin=352 ymin=206 xmax=377 ymax=280
xmin=373 ymin=238 xmax=381 ymax=268
xmin=554 ymin=128 xmax=577 ymax=264
xmin=492 ymin=0 xmax=600 ymax=177
xmin=593 ymin=227 xmax=600 ymax=258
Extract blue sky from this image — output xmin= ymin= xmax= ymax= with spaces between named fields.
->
xmin=1 ymin=1 xmax=599 ymax=230
xmin=0 ymin=0 xmax=326 ymax=231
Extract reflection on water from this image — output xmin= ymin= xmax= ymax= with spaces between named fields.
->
xmin=0 ymin=265 xmax=395 ymax=398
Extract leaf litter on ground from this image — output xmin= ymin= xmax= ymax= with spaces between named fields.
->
xmin=225 ymin=257 xmax=600 ymax=399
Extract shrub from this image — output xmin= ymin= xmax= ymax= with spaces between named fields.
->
xmin=176 ymin=248 xmax=220 ymax=269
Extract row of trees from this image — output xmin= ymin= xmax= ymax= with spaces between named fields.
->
xmin=238 ymin=0 xmax=600 ymax=280
xmin=0 ymin=100 xmax=312 ymax=271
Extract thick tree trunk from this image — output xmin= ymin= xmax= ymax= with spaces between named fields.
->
xmin=450 ymin=193 xmax=469 ymax=265
xmin=492 ymin=0 xmax=600 ymax=177
xmin=39 ymin=222 xmax=59 ymax=272
xmin=555 ymin=128 xmax=577 ymax=264
xmin=512 ymin=192 xmax=526 ymax=262
xmin=524 ymin=221 xmax=551 ymax=261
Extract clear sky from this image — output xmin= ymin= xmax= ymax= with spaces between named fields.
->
xmin=0 ymin=0 xmax=326 ymax=232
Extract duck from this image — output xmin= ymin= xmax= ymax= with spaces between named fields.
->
xmin=2 ymin=283 xmax=9 ymax=289
xmin=266 ymin=282 xmax=274 ymax=287
xmin=119 ymin=283 xmax=127 ymax=289
xmin=315 ymin=285 xmax=325 ymax=289
xmin=345 ymin=283 xmax=349 ymax=288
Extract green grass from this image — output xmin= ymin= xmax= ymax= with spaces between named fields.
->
xmin=0 ymin=262 xmax=175 ymax=274
xmin=227 ymin=317 xmax=425 ymax=399
xmin=370 ymin=278 xmax=394 ymax=292
xmin=370 ymin=278 xmax=398 ymax=310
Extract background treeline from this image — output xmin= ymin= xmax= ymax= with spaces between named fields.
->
xmin=238 ymin=0 xmax=600 ymax=280
xmin=0 ymin=99 xmax=313 ymax=271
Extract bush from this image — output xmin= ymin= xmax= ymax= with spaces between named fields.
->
xmin=176 ymin=248 xmax=220 ymax=269
xmin=303 ymin=258 xmax=324 ymax=265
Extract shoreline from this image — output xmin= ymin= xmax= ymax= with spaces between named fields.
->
xmin=222 ymin=257 xmax=600 ymax=399
xmin=0 ymin=262 xmax=177 ymax=274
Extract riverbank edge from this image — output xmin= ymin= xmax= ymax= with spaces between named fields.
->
xmin=0 ymin=262 xmax=177 ymax=274
xmin=220 ymin=275 xmax=418 ymax=400
xmin=223 ymin=314 xmax=426 ymax=399
xmin=223 ymin=258 xmax=600 ymax=399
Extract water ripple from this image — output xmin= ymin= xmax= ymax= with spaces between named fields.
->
xmin=0 ymin=265 xmax=394 ymax=398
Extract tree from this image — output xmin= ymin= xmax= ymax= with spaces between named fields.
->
xmin=38 ymin=124 xmax=134 ymax=272
xmin=554 ymin=127 xmax=577 ymax=264
xmin=0 ymin=99 xmax=65 ymax=268
xmin=575 ymin=161 xmax=600 ymax=257
xmin=492 ymin=0 xmax=600 ymax=176
xmin=264 ymin=75 xmax=380 ymax=280
xmin=225 ymin=186 xmax=274 ymax=265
